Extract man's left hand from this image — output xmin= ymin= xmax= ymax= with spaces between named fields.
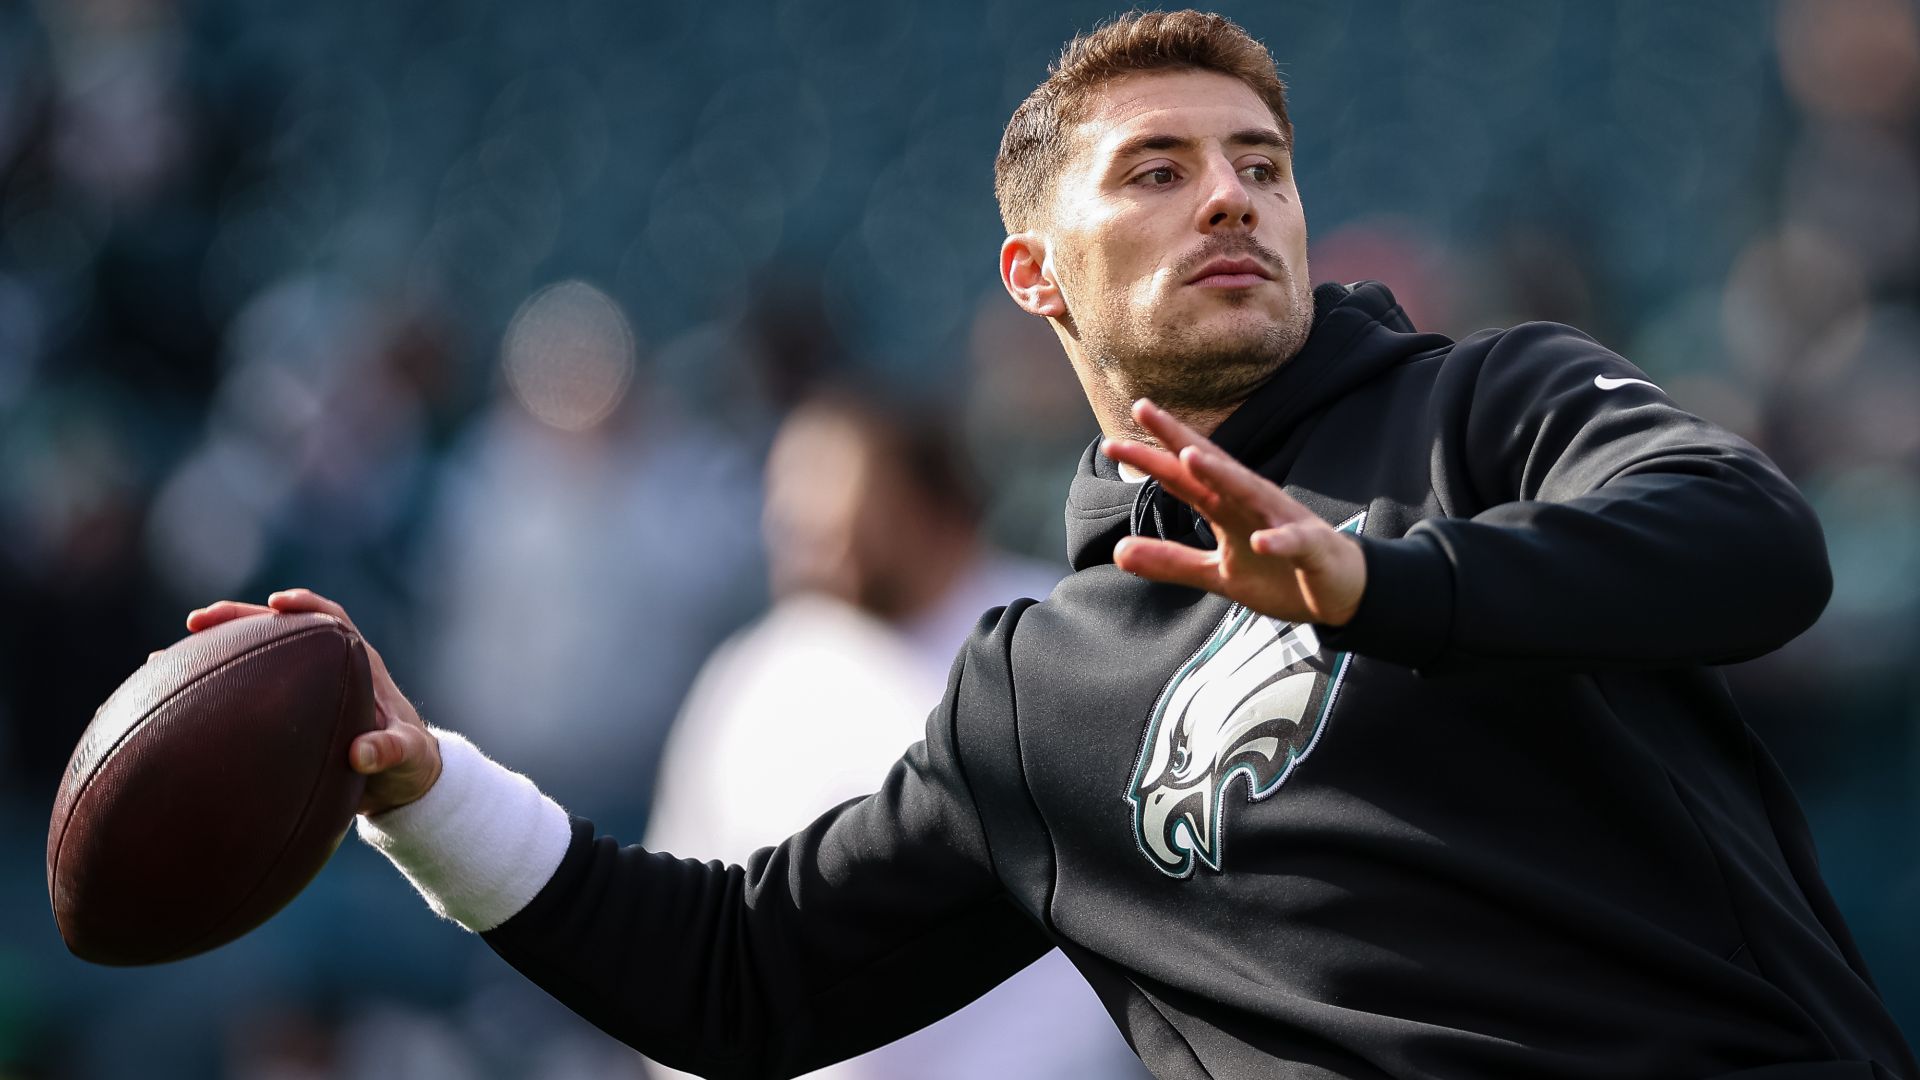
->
xmin=1103 ymin=398 xmax=1367 ymax=627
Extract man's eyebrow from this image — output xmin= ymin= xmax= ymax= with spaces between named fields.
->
xmin=1226 ymin=127 xmax=1291 ymax=153
xmin=1107 ymin=127 xmax=1291 ymax=165
xmin=1107 ymin=133 xmax=1195 ymax=163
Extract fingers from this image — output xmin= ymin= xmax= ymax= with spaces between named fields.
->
xmin=349 ymin=725 xmax=445 ymax=816
xmin=1099 ymin=435 xmax=1179 ymax=478
xmin=1183 ymin=445 xmax=1311 ymax=527
xmin=350 ymin=725 xmax=437 ymax=780
xmin=181 ymin=589 xmax=436 ymax=812
xmin=1253 ymin=514 xmax=1358 ymax=565
xmin=1113 ymin=536 xmax=1222 ymax=593
xmin=185 ymin=600 xmax=274 ymax=632
xmin=1101 ymin=438 xmax=1220 ymax=514
xmin=1132 ymin=398 xmax=1208 ymax=456
xmin=1250 ymin=522 xmax=1368 ymax=625
xmin=1251 ymin=519 xmax=1343 ymax=566
xmin=267 ymin=588 xmax=355 ymax=629
xmin=1106 ymin=441 xmax=1305 ymax=544
xmin=1100 ymin=397 xmax=1224 ymax=509
xmin=1115 ymin=399 xmax=1312 ymax=530
xmin=261 ymin=588 xmax=406 ymax=723
xmin=1107 ymin=400 xmax=1370 ymax=623
xmin=186 ymin=589 xmax=355 ymax=635
xmin=350 ymin=729 xmax=409 ymax=774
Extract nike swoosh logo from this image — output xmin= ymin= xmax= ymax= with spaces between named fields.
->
xmin=1594 ymin=374 xmax=1659 ymax=392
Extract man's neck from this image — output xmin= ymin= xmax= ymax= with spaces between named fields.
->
xmin=1108 ymin=399 xmax=1231 ymax=481
xmin=1073 ymin=354 xmax=1253 ymax=453
xmin=1094 ymin=393 xmax=1239 ymax=452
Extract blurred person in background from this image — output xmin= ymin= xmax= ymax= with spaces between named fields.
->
xmin=647 ymin=389 xmax=1142 ymax=1080
xmin=414 ymin=280 xmax=762 ymax=839
xmin=962 ymin=298 xmax=1107 ymax=563
xmin=1709 ymin=0 xmax=1920 ymax=1023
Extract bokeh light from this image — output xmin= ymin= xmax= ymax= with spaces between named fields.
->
xmin=500 ymin=279 xmax=637 ymax=432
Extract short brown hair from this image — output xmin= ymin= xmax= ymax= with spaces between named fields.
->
xmin=994 ymin=10 xmax=1292 ymax=233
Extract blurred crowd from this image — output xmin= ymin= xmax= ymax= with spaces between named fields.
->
xmin=0 ymin=0 xmax=1916 ymax=1076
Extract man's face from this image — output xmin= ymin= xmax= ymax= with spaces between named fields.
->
xmin=762 ymin=411 xmax=936 ymax=618
xmin=1042 ymin=69 xmax=1312 ymax=410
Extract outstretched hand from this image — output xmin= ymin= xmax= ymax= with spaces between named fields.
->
xmin=1103 ymin=398 xmax=1367 ymax=627
xmin=182 ymin=590 xmax=442 ymax=816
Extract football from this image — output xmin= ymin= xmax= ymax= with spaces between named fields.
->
xmin=47 ymin=611 xmax=377 ymax=965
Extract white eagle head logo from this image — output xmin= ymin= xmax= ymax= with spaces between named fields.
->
xmin=1125 ymin=512 xmax=1363 ymax=878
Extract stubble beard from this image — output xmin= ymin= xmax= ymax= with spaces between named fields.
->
xmin=1079 ymin=268 xmax=1315 ymax=415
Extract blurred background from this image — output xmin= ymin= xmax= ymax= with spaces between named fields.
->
xmin=1 ymin=0 xmax=1916 ymax=1075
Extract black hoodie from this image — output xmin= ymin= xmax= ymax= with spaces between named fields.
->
xmin=484 ymin=282 xmax=1916 ymax=1080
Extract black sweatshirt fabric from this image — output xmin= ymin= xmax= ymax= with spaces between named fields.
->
xmin=484 ymin=282 xmax=1917 ymax=1080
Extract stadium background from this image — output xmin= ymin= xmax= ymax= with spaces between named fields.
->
xmin=2 ymin=0 xmax=1917 ymax=1075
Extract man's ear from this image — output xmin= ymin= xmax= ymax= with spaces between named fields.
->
xmin=1000 ymin=233 xmax=1067 ymax=318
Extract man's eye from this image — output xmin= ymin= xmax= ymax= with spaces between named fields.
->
xmin=1136 ymin=166 xmax=1176 ymax=187
xmin=1242 ymin=163 xmax=1276 ymax=183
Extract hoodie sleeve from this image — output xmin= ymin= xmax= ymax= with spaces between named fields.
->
xmin=477 ymin=604 xmax=1053 ymax=1080
xmin=1321 ymin=321 xmax=1832 ymax=672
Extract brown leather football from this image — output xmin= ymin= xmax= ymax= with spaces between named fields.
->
xmin=47 ymin=611 xmax=376 ymax=965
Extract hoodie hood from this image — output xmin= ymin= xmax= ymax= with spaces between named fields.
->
xmin=1064 ymin=280 xmax=1446 ymax=571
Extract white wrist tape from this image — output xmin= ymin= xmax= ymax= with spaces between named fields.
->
xmin=355 ymin=727 xmax=572 ymax=933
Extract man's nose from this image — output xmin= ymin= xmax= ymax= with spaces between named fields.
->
xmin=1197 ymin=157 xmax=1256 ymax=233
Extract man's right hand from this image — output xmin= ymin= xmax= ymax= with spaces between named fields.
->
xmin=184 ymin=589 xmax=443 ymax=816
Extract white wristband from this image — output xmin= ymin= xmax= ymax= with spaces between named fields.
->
xmin=354 ymin=727 xmax=572 ymax=932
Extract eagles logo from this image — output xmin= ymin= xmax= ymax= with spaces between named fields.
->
xmin=1125 ymin=512 xmax=1364 ymax=878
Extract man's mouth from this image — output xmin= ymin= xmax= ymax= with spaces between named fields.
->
xmin=1185 ymin=257 xmax=1273 ymax=289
